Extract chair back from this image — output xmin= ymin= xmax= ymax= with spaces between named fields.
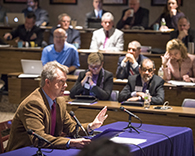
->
xmin=0 ymin=120 xmax=12 ymax=153
xmin=73 ymin=69 xmax=86 ymax=76
xmin=109 ymin=90 xmax=119 ymax=101
xmin=182 ymin=99 xmax=195 ymax=108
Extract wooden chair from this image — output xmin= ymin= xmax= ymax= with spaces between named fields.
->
xmin=0 ymin=120 xmax=12 ymax=153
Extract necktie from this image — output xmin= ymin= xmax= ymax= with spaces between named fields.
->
xmin=103 ymin=31 xmax=109 ymax=48
xmin=129 ymin=67 xmax=134 ymax=75
xmin=51 ymin=101 xmax=56 ymax=136
xmin=142 ymin=82 xmax=147 ymax=93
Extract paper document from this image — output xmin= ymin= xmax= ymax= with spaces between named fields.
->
xmin=114 ymin=79 xmax=128 ymax=83
xmin=110 ymin=137 xmax=146 ymax=145
xmin=18 ymin=74 xmax=40 ymax=78
xmin=167 ymin=80 xmax=195 ymax=86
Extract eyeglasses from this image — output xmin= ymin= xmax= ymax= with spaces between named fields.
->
xmin=89 ymin=64 xmax=101 ymax=70
xmin=141 ymin=68 xmax=153 ymax=73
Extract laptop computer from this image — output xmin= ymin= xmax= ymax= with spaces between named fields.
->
xmin=18 ymin=59 xmax=43 ymax=78
xmin=87 ymin=18 xmax=102 ymax=29
xmin=6 ymin=13 xmax=25 ymax=27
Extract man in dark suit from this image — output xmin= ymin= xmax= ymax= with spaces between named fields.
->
xmin=49 ymin=13 xmax=81 ymax=49
xmin=170 ymin=16 xmax=195 ymax=53
xmin=22 ymin=0 xmax=49 ymax=26
xmin=116 ymin=0 xmax=149 ymax=30
xmin=118 ymin=59 xmax=164 ymax=105
xmin=6 ymin=61 xmax=108 ymax=152
xmin=116 ymin=41 xmax=147 ymax=79
xmin=85 ymin=0 xmax=107 ymax=28
xmin=3 ymin=12 xmax=43 ymax=47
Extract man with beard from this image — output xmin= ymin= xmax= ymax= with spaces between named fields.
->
xmin=118 ymin=59 xmax=165 ymax=105
xmin=22 ymin=0 xmax=49 ymax=26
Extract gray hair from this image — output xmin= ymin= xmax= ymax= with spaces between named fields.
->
xmin=101 ymin=12 xmax=114 ymax=22
xmin=58 ymin=13 xmax=71 ymax=21
xmin=40 ymin=61 xmax=68 ymax=87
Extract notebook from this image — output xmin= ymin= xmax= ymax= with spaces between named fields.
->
xmin=6 ymin=13 xmax=25 ymax=27
xmin=70 ymin=95 xmax=98 ymax=105
xmin=121 ymin=101 xmax=144 ymax=107
xmin=85 ymin=128 xmax=124 ymax=141
xmin=18 ymin=59 xmax=43 ymax=78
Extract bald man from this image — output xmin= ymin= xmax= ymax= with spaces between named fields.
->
xmin=170 ymin=16 xmax=195 ymax=52
xmin=41 ymin=28 xmax=80 ymax=74
xmin=116 ymin=0 xmax=149 ymax=29
xmin=116 ymin=41 xmax=148 ymax=79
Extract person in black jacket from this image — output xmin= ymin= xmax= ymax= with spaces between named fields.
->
xmin=118 ymin=58 xmax=164 ymax=105
xmin=116 ymin=41 xmax=148 ymax=79
xmin=116 ymin=0 xmax=149 ymax=30
xmin=3 ymin=12 xmax=43 ymax=47
xmin=70 ymin=52 xmax=113 ymax=100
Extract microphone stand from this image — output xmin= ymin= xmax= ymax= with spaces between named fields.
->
xmin=74 ymin=124 xmax=80 ymax=138
xmin=124 ymin=114 xmax=139 ymax=134
xmin=32 ymin=139 xmax=46 ymax=156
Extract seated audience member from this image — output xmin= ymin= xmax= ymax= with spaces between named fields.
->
xmin=22 ymin=0 xmax=49 ymax=26
xmin=85 ymin=0 xmax=107 ymax=28
xmin=49 ymin=13 xmax=81 ymax=49
xmin=70 ymin=52 xmax=113 ymax=100
xmin=41 ymin=28 xmax=80 ymax=74
xmin=3 ymin=12 xmax=43 ymax=47
xmin=116 ymin=0 xmax=149 ymax=30
xmin=151 ymin=0 xmax=184 ymax=31
xmin=116 ymin=41 xmax=148 ymax=79
xmin=5 ymin=61 xmax=108 ymax=152
xmin=76 ymin=138 xmax=131 ymax=156
xmin=118 ymin=59 xmax=165 ymax=105
xmin=90 ymin=12 xmax=124 ymax=51
xmin=161 ymin=39 xmax=195 ymax=82
xmin=170 ymin=16 xmax=195 ymax=52
xmin=0 ymin=3 xmax=8 ymax=23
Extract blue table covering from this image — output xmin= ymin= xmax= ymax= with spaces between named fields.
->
xmin=0 ymin=121 xmax=194 ymax=156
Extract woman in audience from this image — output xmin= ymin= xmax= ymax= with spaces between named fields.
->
xmin=151 ymin=0 xmax=184 ymax=31
xmin=70 ymin=52 xmax=113 ymax=100
xmin=161 ymin=39 xmax=195 ymax=82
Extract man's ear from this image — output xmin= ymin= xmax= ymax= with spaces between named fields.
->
xmin=45 ymin=79 xmax=50 ymax=86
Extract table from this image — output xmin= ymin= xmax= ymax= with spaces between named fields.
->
xmin=0 ymin=122 xmax=194 ymax=156
xmin=7 ymin=72 xmax=195 ymax=106
xmin=0 ymin=26 xmax=170 ymax=50
xmin=0 ymin=47 xmax=161 ymax=76
xmin=66 ymin=101 xmax=195 ymax=146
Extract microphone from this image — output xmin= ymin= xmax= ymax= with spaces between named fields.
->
xmin=120 ymin=106 xmax=140 ymax=120
xmin=69 ymin=111 xmax=88 ymax=136
xmin=27 ymin=129 xmax=52 ymax=145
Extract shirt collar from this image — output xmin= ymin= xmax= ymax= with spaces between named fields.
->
xmin=41 ymin=88 xmax=55 ymax=110
xmin=94 ymin=9 xmax=103 ymax=18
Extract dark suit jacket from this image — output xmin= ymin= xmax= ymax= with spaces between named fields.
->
xmin=10 ymin=24 xmax=43 ymax=46
xmin=49 ymin=27 xmax=81 ymax=48
xmin=5 ymin=88 xmax=88 ymax=152
xmin=116 ymin=54 xmax=148 ymax=79
xmin=85 ymin=9 xmax=107 ymax=28
xmin=118 ymin=74 xmax=165 ymax=105
xmin=170 ymin=29 xmax=195 ymax=51
xmin=70 ymin=69 xmax=113 ymax=100
xmin=116 ymin=7 xmax=149 ymax=29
